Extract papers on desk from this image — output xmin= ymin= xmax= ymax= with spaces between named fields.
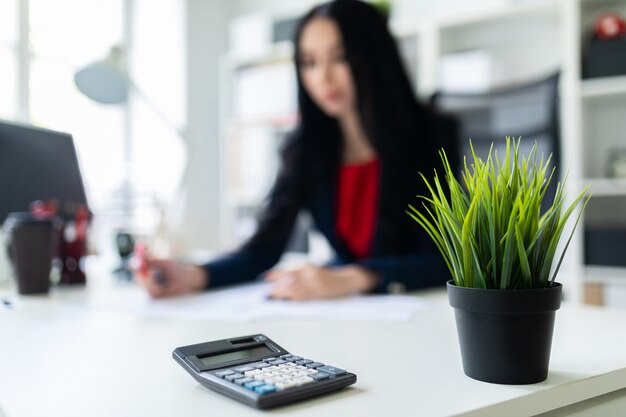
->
xmin=106 ymin=282 xmax=428 ymax=322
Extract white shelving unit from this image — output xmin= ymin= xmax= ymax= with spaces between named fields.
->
xmin=221 ymin=0 xmax=626 ymax=305
xmin=581 ymin=75 xmax=626 ymax=100
xmin=218 ymin=40 xmax=297 ymax=247
xmin=585 ymin=178 xmax=626 ymax=197
xmin=576 ymin=0 xmax=626 ymax=308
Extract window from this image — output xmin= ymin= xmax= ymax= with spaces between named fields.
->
xmin=0 ymin=0 xmax=18 ymax=120
xmin=4 ymin=0 xmax=186 ymax=235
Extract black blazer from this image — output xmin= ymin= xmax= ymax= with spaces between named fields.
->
xmin=203 ymin=112 xmax=459 ymax=293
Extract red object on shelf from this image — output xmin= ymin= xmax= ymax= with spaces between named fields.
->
xmin=594 ymin=13 xmax=626 ymax=40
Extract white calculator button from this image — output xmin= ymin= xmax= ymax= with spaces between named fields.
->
xmin=275 ymin=379 xmax=298 ymax=390
xmin=295 ymin=376 xmax=314 ymax=386
xmin=306 ymin=369 xmax=318 ymax=374
xmin=244 ymin=369 xmax=261 ymax=377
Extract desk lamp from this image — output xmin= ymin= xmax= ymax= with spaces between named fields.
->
xmin=74 ymin=46 xmax=187 ymax=273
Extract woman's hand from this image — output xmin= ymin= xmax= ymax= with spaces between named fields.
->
xmin=264 ymin=264 xmax=378 ymax=301
xmin=135 ymin=258 xmax=208 ymax=299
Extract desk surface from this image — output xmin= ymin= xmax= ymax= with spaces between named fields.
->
xmin=1 ymin=263 xmax=626 ymax=417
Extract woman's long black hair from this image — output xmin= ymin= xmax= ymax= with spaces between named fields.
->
xmin=292 ymin=0 xmax=431 ymax=170
xmin=244 ymin=0 xmax=454 ymax=254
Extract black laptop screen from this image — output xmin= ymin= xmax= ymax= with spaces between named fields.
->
xmin=0 ymin=120 xmax=88 ymax=223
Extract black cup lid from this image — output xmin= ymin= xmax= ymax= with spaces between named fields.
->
xmin=2 ymin=212 xmax=53 ymax=229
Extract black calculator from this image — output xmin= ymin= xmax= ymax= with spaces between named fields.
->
xmin=173 ymin=334 xmax=357 ymax=409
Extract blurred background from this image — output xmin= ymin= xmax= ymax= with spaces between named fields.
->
xmin=1 ymin=0 xmax=626 ymax=306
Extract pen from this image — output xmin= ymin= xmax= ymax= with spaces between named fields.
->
xmin=134 ymin=241 xmax=167 ymax=287
xmin=153 ymin=266 xmax=167 ymax=287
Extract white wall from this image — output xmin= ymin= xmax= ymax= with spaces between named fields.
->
xmin=169 ymin=0 xmax=230 ymax=253
xmin=230 ymin=0 xmax=512 ymax=21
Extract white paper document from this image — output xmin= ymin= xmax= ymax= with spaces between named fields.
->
xmin=106 ymin=282 xmax=428 ymax=322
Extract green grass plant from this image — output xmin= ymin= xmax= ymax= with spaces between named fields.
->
xmin=408 ymin=137 xmax=590 ymax=289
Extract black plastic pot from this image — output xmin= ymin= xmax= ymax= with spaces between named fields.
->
xmin=447 ymin=280 xmax=562 ymax=384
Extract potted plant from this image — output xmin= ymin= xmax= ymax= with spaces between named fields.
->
xmin=408 ymin=137 xmax=590 ymax=384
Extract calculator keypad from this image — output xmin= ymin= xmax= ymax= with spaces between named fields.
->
xmin=214 ymin=356 xmax=346 ymax=395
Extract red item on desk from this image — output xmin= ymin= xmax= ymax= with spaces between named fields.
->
xmin=58 ymin=205 xmax=88 ymax=284
xmin=29 ymin=200 xmax=89 ymax=285
xmin=335 ymin=158 xmax=380 ymax=259
xmin=134 ymin=240 xmax=150 ymax=277
xmin=594 ymin=13 xmax=626 ymax=40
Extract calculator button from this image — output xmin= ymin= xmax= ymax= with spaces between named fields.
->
xmin=244 ymin=381 xmax=264 ymax=390
xmin=244 ymin=369 xmax=262 ymax=377
xmin=285 ymin=356 xmax=302 ymax=362
xmin=253 ymin=362 xmax=270 ymax=369
xmin=275 ymin=380 xmax=298 ymax=391
xmin=306 ymin=362 xmax=324 ymax=368
xmin=215 ymin=370 xmax=235 ymax=378
xmin=265 ymin=366 xmax=279 ymax=372
xmin=317 ymin=366 xmax=346 ymax=376
xmin=279 ymin=354 xmax=293 ymax=359
xmin=263 ymin=357 xmax=277 ymax=362
xmin=272 ymin=359 xmax=286 ymax=365
xmin=254 ymin=374 xmax=267 ymax=381
xmin=234 ymin=377 xmax=254 ymax=385
xmin=295 ymin=376 xmax=314 ymax=386
xmin=234 ymin=366 xmax=255 ymax=373
xmin=224 ymin=373 xmax=244 ymax=382
xmin=254 ymin=384 xmax=277 ymax=395
xmin=306 ymin=369 xmax=318 ymax=375
xmin=311 ymin=372 xmax=330 ymax=381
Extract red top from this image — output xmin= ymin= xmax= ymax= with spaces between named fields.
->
xmin=336 ymin=158 xmax=381 ymax=259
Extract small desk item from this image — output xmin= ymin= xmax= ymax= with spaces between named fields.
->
xmin=173 ymin=334 xmax=357 ymax=409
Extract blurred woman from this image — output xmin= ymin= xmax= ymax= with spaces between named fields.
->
xmin=138 ymin=0 xmax=458 ymax=300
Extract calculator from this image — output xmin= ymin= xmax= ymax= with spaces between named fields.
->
xmin=173 ymin=334 xmax=357 ymax=409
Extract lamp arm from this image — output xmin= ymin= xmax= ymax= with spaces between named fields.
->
xmin=124 ymin=76 xmax=189 ymax=143
xmin=124 ymin=76 xmax=192 ymax=230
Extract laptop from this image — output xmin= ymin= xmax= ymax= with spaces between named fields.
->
xmin=0 ymin=119 xmax=89 ymax=223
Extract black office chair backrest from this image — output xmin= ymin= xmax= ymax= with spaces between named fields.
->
xmin=431 ymin=72 xmax=561 ymax=207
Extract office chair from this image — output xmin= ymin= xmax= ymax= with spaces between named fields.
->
xmin=431 ymin=72 xmax=561 ymax=206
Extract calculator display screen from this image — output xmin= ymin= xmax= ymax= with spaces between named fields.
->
xmin=199 ymin=345 xmax=273 ymax=366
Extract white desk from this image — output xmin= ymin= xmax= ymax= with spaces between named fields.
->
xmin=1 ymin=262 xmax=626 ymax=417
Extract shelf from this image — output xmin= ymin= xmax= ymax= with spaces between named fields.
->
xmin=227 ymin=41 xmax=293 ymax=70
xmin=229 ymin=113 xmax=298 ymax=131
xmin=436 ymin=0 xmax=559 ymax=31
xmin=581 ymin=75 xmax=626 ymax=100
xmin=226 ymin=191 xmax=264 ymax=209
xmin=584 ymin=266 xmax=626 ymax=285
xmin=584 ymin=178 xmax=626 ymax=197
xmin=580 ymin=0 xmax=626 ymax=11
xmin=389 ymin=19 xmax=425 ymax=38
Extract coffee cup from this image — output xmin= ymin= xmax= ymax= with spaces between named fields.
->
xmin=3 ymin=212 xmax=55 ymax=294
